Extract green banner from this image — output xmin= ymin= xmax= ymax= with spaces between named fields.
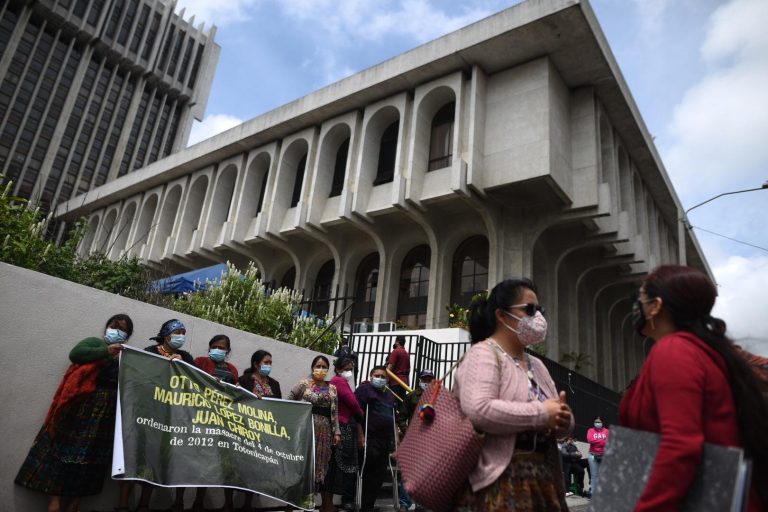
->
xmin=112 ymin=347 xmax=315 ymax=509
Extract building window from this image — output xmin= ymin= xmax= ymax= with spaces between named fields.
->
xmin=373 ymin=121 xmax=398 ymax=186
xmin=311 ymin=260 xmax=335 ymax=318
xmin=397 ymin=245 xmax=431 ymax=329
xmin=329 ymin=138 xmax=349 ymax=198
xmin=280 ymin=267 xmax=296 ymax=290
xmin=450 ymin=235 xmax=489 ymax=308
xmin=256 ymin=169 xmax=268 ymax=214
xmin=290 ymin=154 xmax=307 ymax=208
xmin=428 ymin=101 xmax=455 ymax=171
xmin=352 ymin=253 xmax=379 ymax=324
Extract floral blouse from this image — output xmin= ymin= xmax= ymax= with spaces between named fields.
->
xmin=288 ymin=378 xmax=341 ymax=435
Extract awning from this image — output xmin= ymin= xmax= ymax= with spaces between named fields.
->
xmin=151 ymin=263 xmax=228 ymax=294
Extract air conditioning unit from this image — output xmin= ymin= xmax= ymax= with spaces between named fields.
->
xmin=353 ymin=321 xmax=373 ymax=333
xmin=374 ymin=322 xmax=396 ymax=333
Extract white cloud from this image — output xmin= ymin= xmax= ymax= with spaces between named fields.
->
xmin=711 ymin=254 xmax=768 ymax=355
xmin=175 ymin=0 xmax=258 ymax=26
xmin=187 ymin=114 xmax=244 ymax=146
xmin=663 ymin=0 xmax=768 ymax=195
xmin=279 ymin=0 xmax=495 ymax=44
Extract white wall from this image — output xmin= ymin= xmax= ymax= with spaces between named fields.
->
xmin=0 ymin=263 xmax=328 ymax=511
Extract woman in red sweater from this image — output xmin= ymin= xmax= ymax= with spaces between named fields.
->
xmin=190 ymin=334 xmax=240 ymax=512
xmin=621 ymin=265 xmax=768 ymax=512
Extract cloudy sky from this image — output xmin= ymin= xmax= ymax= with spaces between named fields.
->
xmin=178 ymin=0 xmax=768 ymax=355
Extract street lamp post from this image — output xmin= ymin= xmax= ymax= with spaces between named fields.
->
xmin=682 ymin=180 xmax=768 ymax=230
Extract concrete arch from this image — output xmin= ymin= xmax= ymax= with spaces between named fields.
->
xmin=275 ymin=138 xmax=310 ymax=214
xmin=617 ymin=145 xmax=633 ymax=215
xmin=242 ymin=151 xmax=271 ymax=219
xmin=153 ymin=184 xmax=183 ymax=260
xmin=354 ymin=104 xmax=402 ymax=214
xmin=410 ymin=85 xmax=457 ymax=188
xmin=110 ymin=200 xmax=137 ymax=258
xmin=316 ymin=122 xmax=352 ymax=199
xmin=210 ymin=164 xmax=238 ymax=227
xmin=130 ymin=193 xmax=159 ymax=258
xmin=177 ymin=175 xmax=209 ymax=254
xmin=95 ymin=208 xmax=119 ymax=254
xmin=80 ymin=214 xmax=101 ymax=256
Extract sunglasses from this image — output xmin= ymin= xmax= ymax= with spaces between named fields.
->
xmin=509 ymin=303 xmax=545 ymax=317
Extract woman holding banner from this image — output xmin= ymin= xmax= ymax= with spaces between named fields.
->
xmin=289 ymin=355 xmax=341 ymax=512
xmin=136 ymin=319 xmax=193 ymax=512
xmin=189 ymin=334 xmax=240 ymax=512
xmin=15 ymin=313 xmax=134 ymax=512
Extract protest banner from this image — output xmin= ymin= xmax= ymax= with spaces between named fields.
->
xmin=112 ymin=347 xmax=315 ymax=510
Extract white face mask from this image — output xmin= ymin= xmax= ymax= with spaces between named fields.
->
xmin=419 ymin=382 xmax=428 ymax=391
xmin=502 ymin=310 xmax=547 ymax=346
xmin=341 ymin=370 xmax=354 ymax=381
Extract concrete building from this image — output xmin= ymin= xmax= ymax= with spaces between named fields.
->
xmin=55 ymin=0 xmax=709 ymax=391
xmin=0 ymin=0 xmax=219 ymax=213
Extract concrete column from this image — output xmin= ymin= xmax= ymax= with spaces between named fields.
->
xmin=107 ymin=76 xmax=146 ymax=181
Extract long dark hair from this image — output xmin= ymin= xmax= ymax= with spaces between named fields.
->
xmin=644 ymin=265 xmax=768 ymax=506
xmin=468 ymin=278 xmax=537 ymax=343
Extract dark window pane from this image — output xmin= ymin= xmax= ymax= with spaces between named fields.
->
xmin=374 ymin=121 xmax=398 ymax=185
xmin=290 ymin=154 xmax=307 ymax=208
xmin=329 ymin=138 xmax=349 ymax=197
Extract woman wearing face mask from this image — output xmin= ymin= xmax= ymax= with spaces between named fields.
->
xmin=239 ymin=349 xmax=282 ymax=399
xmin=288 ymin=355 xmax=341 ymax=512
xmin=194 ymin=334 xmax=239 ymax=385
xmin=454 ymin=278 xmax=573 ymax=512
xmin=237 ymin=350 xmax=282 ymax=512
xmin=143 ymin=318 xmax=193 ymax=364
xmin=15 ymin=314 xmax=134 ymax=512
xmin=620 ymin=265 xmax=768 ymax=512
xmin=137 ymin=319 xmax=193 ymax=512
xmin=585 ymin=416 xmax=608 ymax=494
xmin=327 ymin=357 xmax=364 ymax=510
xmin=189 ymin=335 xmax=239 ymax=512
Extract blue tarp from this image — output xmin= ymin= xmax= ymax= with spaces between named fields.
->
xmin=151 ymin=263 xmax=228 ymax=294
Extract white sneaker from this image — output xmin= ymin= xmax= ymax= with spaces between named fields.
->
xmin=565 ymin=492 xmax=574 ymax=497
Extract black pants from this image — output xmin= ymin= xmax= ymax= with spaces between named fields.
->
xmin=360 ymin=438 xmax=391 ymax=511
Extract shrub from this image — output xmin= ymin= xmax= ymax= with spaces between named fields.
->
xmin=172 ymin=262 xmax=340 ymax=354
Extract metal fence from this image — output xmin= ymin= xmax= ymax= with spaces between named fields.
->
xmin=347 ymin=333 xmax=620 ymax=439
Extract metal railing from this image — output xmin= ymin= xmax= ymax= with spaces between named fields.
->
xmin=346 ymin=333 xmax=620 ymax=439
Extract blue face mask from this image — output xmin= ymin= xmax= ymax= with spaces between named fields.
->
xmin=594 ymin=422 xmax=603 ymax=429
xmin=104 ymin=328 xmax=127 ymax=345
xmin=371 ymin=377 xmax=387 ymax=389
xmin=169 ymin=334 xmax=186 ymax=349
xmin=209 ymin=348 xmax=227 ymax=362
xmin=259 ymin=364 xmax=272 ymax=376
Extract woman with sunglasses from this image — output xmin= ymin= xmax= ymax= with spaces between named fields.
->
xmin=454 ymin=278 xmax=573 ymax=512
xmin=621 ymin=265 xmax=768 ymax=511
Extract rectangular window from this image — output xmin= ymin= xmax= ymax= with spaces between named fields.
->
xmin=130 ymin=6 xmax=150 ymax=54
xmin=142 ymin=13 xmax=161 ymax=60
xmin=117 ymin=0 xmax=138 ymax=46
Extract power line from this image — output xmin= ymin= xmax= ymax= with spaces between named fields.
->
xmin=690 ymin=225 xmax=768 ymax=253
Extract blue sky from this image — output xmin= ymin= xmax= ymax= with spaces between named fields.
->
xmin=178 ymin=0 xmax=768 ymax=354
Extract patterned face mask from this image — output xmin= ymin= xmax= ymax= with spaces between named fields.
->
xmin=502 ymin=310 xmax=548 ymax=347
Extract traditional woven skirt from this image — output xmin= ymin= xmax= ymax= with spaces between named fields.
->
xmin=313 ymin=413 xmax=334 ymax=489
xmin=454 ymin=450 xmax=568 ymax=512
xmin=15 ymin=387 xmax=117 ymax=496
xmin=325 ymin=421 xmax=358 ymax=495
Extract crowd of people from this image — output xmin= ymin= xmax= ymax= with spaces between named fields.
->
xmin=14 ymin=264 xmax=768 ymax=512
xmin=14 ymin=319 xmax=412 ymax=512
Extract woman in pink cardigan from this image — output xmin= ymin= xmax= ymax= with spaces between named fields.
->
xmin=455 ymin=278 xmax=573 ymax=512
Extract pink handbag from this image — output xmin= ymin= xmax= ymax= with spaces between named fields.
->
xmin=396 ymin=381 xmax=483 ymax=511
xmin=396 ymin=345 xmax=499 ymax=511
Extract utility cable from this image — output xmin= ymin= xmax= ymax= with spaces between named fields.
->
xmin=689 ymin=225 xmax=768 ymax=253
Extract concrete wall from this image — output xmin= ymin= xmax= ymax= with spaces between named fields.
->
xmin=0 ymin=263 xmax=328 ymax=511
